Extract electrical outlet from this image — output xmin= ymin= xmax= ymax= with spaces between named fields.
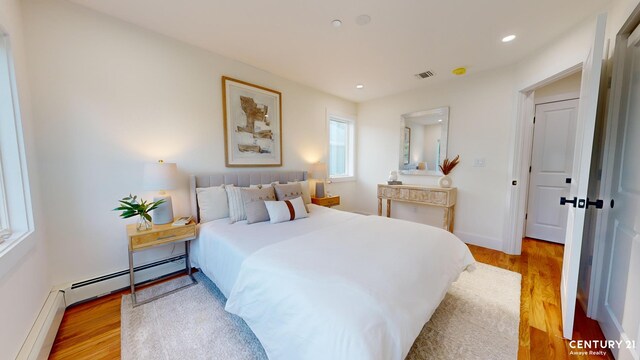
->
xmin=473 ymin=158 xmax=486 ymax=167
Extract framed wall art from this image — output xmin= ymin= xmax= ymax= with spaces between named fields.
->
xmin=222 ymin=76 xmax=282 ymax=167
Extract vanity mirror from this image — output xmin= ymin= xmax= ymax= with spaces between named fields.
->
xmin=399 ymin=106 xmax=449 ymax=176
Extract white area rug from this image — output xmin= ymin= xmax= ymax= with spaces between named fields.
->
xmin=121 ymin=263 xmax=521 ymax=360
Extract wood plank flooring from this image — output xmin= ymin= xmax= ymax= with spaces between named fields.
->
xmin=468 ymin=238 xmax=612 ymax=360
xmin=49 ymin=238 xmax=612 ymax=359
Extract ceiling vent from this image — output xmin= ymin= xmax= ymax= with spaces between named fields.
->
xmin=414 ymin=70 xmax=435 ymax=79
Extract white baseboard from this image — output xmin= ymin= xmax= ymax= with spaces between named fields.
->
xmin=17 ymin=290 xmax=66 ymax=360
xmin=454 ymin=231 xmax=503 ymax=251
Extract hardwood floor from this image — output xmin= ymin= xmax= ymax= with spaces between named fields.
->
xmin=49 ymin=238 xmax=612 ymax=360
xmin=468 ymin=238 xmax=612 ymax=360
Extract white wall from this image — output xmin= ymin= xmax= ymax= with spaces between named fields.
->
xmin=356 ymin=67 xmax=517 ymax=250
xmin=22 ymin=0 xmax=357 ymax=287
xmin=515 ymin=0 xmax=639 ymax=92
xmin=535 ymin=71 xmax=582 ymax=103
xmin=0 ymin=0 xmax=51 ymax=358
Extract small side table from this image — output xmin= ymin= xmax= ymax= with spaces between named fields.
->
xmin=126 ymin=220 xmax=197 ymax=307
xmin=311 ymin=195 xmax=340 ymax=208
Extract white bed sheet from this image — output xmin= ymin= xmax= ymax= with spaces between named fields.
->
xmin=191 ymin=204 xmax=360 ymax=298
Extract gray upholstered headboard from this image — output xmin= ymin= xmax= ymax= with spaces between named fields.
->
xmin=190 ymin=171 xmax=308 ymax=222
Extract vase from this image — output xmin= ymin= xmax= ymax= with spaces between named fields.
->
xmin=137 ymin=215 xmax=152 ymax=231
xmin=438 ymin=175 xmax=453 ymax=188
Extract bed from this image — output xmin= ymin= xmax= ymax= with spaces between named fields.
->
xmin=189 ymin=171 xmax=475 ymax=360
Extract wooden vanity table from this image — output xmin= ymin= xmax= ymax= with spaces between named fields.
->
xmin=377 ymin=184 xmax=457 ymax=232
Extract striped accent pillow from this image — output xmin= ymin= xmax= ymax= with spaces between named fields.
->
xmin=225 ymin=185 xmax=247 ymax=223
xmin=264 ymin=197 xmax=309 ymax=224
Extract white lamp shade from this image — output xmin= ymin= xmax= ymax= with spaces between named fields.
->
xmin=310 ymin=162 xmax=328 ymax=180
xmin=143 ymin=161 xmax=177 ymax=191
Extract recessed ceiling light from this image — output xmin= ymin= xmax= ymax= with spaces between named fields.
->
xmin=502 ymin=34 xmax=516 ymax=42
xmin=356 ymin=14 xmax=371 ymax=26
xmin=331 ymin=19 xmax=342 ymax=28
xmin=356 ymin=84 xmax=364 ymax=89
xmin=438 ymin=119 xmax=443 ymax=122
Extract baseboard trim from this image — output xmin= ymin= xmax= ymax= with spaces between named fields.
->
xmin=454 ymin=231 xmax=503 ymax=251
xmin=17 ymin=290 xmax=66 ymax=360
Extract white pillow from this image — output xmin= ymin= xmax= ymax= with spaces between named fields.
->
xmin=225 ymin=185 xmax=247 ymax=223
xmin=292 ymin=180 xmax=312 ymax=204
xmin=264 ymin=197 xmax=309 ymax=224
xmin=196 ymin=185 xmax=229 ymax=223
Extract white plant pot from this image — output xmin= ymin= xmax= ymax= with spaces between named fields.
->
xmin=438 ymin=175 xmax=452 ymax=188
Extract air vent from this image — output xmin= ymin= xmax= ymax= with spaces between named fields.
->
xmin=414 ymin=70 xmax=435 ymax=79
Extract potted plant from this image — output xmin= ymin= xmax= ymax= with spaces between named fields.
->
xmin=114 ymin=194 xmax=165 ymax=231
xmin=438 ymin=155 xmax=460 ymax=188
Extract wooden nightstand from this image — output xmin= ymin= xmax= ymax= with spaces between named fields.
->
xmin=126 ymin=220 xmax=197 ymax=306
xmin=311 ymin=195 xmax=340 ymax=208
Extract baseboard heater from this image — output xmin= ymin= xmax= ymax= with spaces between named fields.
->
xmin=17 ymin=290 xmax=66 ymax=360
xmin=65 ymin=254 xmax=187 ymax=306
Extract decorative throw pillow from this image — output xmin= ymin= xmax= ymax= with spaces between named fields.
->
xmin=273 ymin=183 xmax=304 ymax=201
xmin=225 ymin=185 xmax=247 ymax=223
xmin=249 ymin=182 xmax=278 ymax=190
xmin=196 ymin=185 xmax=229 ymax=223
xmin=241 ymin=187 xmax=276 ymax=224
xmin=291 ymin=180 xmax=311 ymax=204
xmin=264 ymin=197 xmax=309 ymax=224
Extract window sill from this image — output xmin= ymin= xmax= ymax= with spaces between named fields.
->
xmin=0 ymin=230 xmax=35 ymax=279
xmin=329 ymin=176 xmax=356 ymax=183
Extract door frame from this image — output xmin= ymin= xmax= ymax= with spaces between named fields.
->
xmin=504 ymin=63 xmax=583 ymax=255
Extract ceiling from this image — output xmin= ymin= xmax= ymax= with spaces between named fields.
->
xmin=68 ymin=0 xmax=610 ymax=102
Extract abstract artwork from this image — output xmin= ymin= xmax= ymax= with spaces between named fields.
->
xmin=222 ymin=77 xmax=282 ymax=167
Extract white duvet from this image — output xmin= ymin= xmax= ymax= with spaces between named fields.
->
xmin=225 ymin=215 xmax=475 ymax=360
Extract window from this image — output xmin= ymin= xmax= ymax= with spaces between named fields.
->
xmin=0 ymin=30 xmax=33 ymax=254
xmin=328 ymin=114 xmax=355 ymax=181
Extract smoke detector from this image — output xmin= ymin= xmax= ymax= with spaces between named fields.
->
xmin=414 ymin=70 xmax=435 ymax=79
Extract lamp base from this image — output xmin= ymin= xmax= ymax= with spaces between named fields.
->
xmin=153 ymin=195 xmax=174 ymax=225
xmin=315 ymin=182 xmax=325 ymax=198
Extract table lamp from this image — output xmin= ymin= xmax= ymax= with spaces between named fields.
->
xmin=310 ymin=162 xmax=328 ymax=198
xmin=143 ymin=160 xmax=177 ymax=225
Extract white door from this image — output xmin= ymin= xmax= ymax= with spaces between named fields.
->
xmin=560 ymin=13 xmax=607 ymax=340
xmin=596 ymin=22 xmax=640 ymax=360
xmin=526 ymin=99 xmax=579 ymax=243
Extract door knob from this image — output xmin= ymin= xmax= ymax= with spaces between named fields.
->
xmin=586 ymin=198 xmax=604 ymax=209
xmin=560 ymin=196 xmax=577 ymax=207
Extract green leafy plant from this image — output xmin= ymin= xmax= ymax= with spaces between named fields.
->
xmin=113 ymin=194 xmax=165 ymax=222
xmin=439 ymin=155 xmax=460 ymax=175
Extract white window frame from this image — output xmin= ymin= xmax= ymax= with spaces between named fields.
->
xmin=327 ymin=112 xmax=356 ymax=182
xmin=0 ymin=27 xmax=34 ymax=259
xmin=0 ymin=162 xmax=9 ymax=242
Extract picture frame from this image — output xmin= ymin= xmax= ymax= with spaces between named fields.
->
xmin=403 ymin=126 xmax=411 ymax=165
xmin=222 ymin=76 xmax=282 ymax=167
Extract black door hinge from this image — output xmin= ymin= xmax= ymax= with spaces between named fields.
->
xmin=533 ymin=117 xmax=536 ymax=124
xmin=529 ymin=166 xmax=532 ymax=173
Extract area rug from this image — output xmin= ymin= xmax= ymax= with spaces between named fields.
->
xmin=121 ymin=263 xmax=521 ymax=360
